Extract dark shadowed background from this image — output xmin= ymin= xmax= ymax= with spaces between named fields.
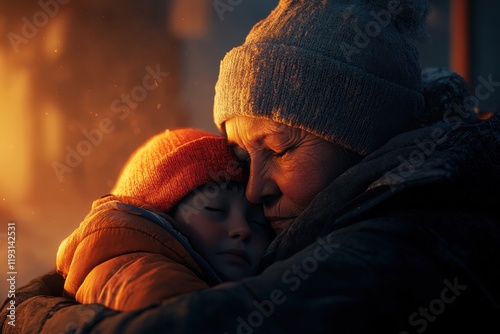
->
xmin=1 ymin=0 xmax=499 ymax=300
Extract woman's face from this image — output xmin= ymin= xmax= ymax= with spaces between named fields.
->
xmin=225 ymin=116 xmax=356 ymax=234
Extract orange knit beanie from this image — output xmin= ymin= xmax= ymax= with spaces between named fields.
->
xmin=111 ymin=128 xmax=246 ymax=212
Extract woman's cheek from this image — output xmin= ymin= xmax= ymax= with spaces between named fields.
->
xmin=279 ymin=167 xmax=317 ymax=206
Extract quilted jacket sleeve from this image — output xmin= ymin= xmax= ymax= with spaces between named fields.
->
xmin=56 ymin=199 xmax=213 ymax=312
xmin=77 ymin=252 xmax=209 ymax=311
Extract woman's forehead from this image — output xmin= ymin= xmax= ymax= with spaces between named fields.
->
xmin=225 ymin=116 xmax=293 ymax=145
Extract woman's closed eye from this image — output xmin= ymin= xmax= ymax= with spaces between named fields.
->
xmin=273 ymin=147 xmax=291 ymax=158
xmin=268 ymin=140 xmax=295 ymax=159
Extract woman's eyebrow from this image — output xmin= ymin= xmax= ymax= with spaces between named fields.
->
xmin=229 ymin=132 xmax=270 ymax=149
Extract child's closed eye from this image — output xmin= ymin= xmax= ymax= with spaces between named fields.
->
xmin=204 ymin=207 xmax=225 ymax=212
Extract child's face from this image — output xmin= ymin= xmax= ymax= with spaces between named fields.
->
xmin=173 ymin=182 xmax=273 ymax=281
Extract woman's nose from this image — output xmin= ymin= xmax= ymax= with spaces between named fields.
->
xmin=246 ymin=161 xmax=280 ymax=204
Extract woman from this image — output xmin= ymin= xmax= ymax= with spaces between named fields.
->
xmin=3 ymin=0 xmax=500 ymax=333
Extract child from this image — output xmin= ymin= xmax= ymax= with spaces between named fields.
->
xmin=56 ymin=128 xmax=274 ymax=311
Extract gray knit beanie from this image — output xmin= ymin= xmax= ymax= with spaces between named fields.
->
xmin=214 ymin=0 xmax=430 ymax=155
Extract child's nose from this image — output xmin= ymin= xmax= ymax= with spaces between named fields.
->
xmin=228 ymin=215 xmax=252 ymax=241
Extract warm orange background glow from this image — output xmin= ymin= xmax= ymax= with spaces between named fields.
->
xmin=0 ymin=0 xmax=280 ymax=300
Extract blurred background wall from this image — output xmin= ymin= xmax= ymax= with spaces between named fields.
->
xmin=0 ymin=0 xmax=499 ymax=299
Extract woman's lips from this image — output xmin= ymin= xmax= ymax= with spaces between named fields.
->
xmin=267 ymin=216 xmax=296 ymax=231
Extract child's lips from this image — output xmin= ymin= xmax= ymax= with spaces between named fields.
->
xmin=218 ymin=249 xmax=251 ymax=265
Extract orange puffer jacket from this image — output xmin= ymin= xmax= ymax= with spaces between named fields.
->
xmin=56 ymin=195 xmax=221 ymax=311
